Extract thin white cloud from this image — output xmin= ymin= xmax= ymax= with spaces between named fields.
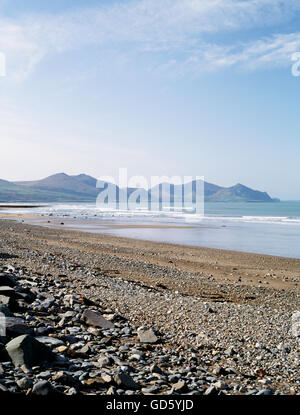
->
xmin=1 ymin=0 xmax=300 ymax=80
xmin=166 ymin=32 xmax=300 ymax=75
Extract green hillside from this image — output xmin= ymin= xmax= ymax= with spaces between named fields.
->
xmin=0 ymin=174 xmax=279 ymax=203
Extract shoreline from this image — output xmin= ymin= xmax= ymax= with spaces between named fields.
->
xmin=0 ymin=218 xmax=299 ymax=395
xmin=0 ymin=205 xmax=46 ymax=209
xmin=0 ymin=217 xmax=299 ymax=295
xmin=1 ymin=202 xmax=300 ymax=258
xmin=1 ymin=212 xmax=300 ymax=262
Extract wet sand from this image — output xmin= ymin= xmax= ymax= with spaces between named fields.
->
xmin=0 ymin=216 xmax=299 ymax=298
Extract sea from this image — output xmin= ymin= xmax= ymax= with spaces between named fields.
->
xmin=2 ymin=201 xmax=300 ymax=259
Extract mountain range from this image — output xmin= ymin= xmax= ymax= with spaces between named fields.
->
xmin=0 ymin=173 xmax=279 ymax=203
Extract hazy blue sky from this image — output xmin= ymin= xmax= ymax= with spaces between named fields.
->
xmin=1 ymin=0 xmax=300 ymax=199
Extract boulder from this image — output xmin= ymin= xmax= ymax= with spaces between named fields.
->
xmin=36 ymin=336 xmax=65 ymax=349
xmin=82 ymin=309 xmax=114 ymax=329
xmin=0 ymin=304 xmax=13 ymax=317
xmin=173 ymin=380 xmax=186 ymax=392
xmin=113 ymin=373 xmax=140 ymax=390
xmin=150 ymin=363 xmax=164 ymax=375
xmin=0 ymin=342 xmax=9 ymax=362
xmin=5 ymin=317 xmax=34 ymax=338
xmin=52 ymin=371 xmax=79 ymax=386
xmin=0 ymin=295 xmax=16 ymax=310
xmin=0 ymin=274 xmax=16 ymax=288
xmin=32 ymin=381 xmax=57 ymax=396
xmin=6 ymin=334 xmax=55 ymax=368
xmin=0 ymin=287 xmax=16 ymax=298
xmin=137 ymin=327 xmax=158 ymax=344
xmin=98 ymin=355 xmax=111 ymax=368
xmin=204 ymin=385 xmax=219 ymax=396
xmin=17 ymin=377 xmax=33 ymax=390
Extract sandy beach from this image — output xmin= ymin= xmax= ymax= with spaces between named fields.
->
xmin=1 ymin=215 xmax=299 ymax=296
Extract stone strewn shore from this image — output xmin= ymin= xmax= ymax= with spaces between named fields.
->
xmin=0 ymin=219 xmax=299 ymax=396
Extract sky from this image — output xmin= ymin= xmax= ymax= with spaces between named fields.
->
xmin=0 ymin=1 xmax=300 ymax=199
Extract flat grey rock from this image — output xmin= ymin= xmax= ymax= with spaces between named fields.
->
xmin=36 ymin=336 xmax=65 ymax=348
xmin=0 ymin=287 xmax=16 ymax=298
xmin=0 ymin=304 xmax=13 ymax=317
xmin=0 ymin=274 xmax=16 ymax=288
xmin=137 ymin=327 xmax=158 ymax=343
xmin=82 ymin=309 xmax=114 ymax=329
xmin=32 ymin=380 xmax=56 ymax=396
xmin=114 ymin=373 xmax=140 ymax=390
xmin=5 ymin=318 xmax=34 ymax=337
xmin=6 ymin=334 xmax=55 ymax=369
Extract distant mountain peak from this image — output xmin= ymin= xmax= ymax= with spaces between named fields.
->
xmin=1 ymin=173 xmax=279 ymax=203
xmin=52 ymin=172 xmax=68 ymax=177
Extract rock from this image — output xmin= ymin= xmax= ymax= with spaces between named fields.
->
xmin=98 ymin=356 xmax=111 ymax=368
xmin=6 ymin=335 xmax=55 ymax=369
xmin=66 ymin=387 xmax=77 ymax=396
xmin=35 ymin=327 xmax=54 ymax=336
xmin=137 ymin=327 xmax=158 ymax=344
xmin=17 ymin=377 xmax=33 ymax=390
xmin=212 ymin=366 xmax=227 ymax=376
xmin=107 ymin=386 xmax=117 ymax=395
xmin=78 ymin=344 xmax=91 ymax=355
xmin=56 ymin=346 xmax=68 ymax=353
xmin=256 ymin=389 xmax=273 ymax=395
xmin=0 ymin=384 xmax=9 ymax=393
xmin=173 ymin=380 xmax=186 ymax=392
xmin=82 ymin=309 xmax=114 ymax=329
xmin=0 ymin=287 xmax=17 ymax=298
xmin=0 ymin=343 xmax=9 ymax=362
xmin=0 ymin=296 xmax=14 ymax=309
xmin=16 ymin=292 xmax=35 ymax=304
xmin=0 ymin=304 xmax=13 ymax=317
xmin=150 ymin=363 xmax=164 ymax=375
xmin=214 ymin=380 xmax=228 ymax=390
xmin=54 ymin=354 xmax=69 ymax=365
xmin=32 ymin=381 xmax=57 ymax=396
xmin=129 ymin=354 xmax=142 ymax=361
xmin=36 ymin=336 xmax=65 ymax=349
xmin=204 ymin=386 xmax=219 ymax=395
xmin=85 ymin=377 xmax=105 ymax=387
xmin=52 ymin=371 xmax=78 ymax=386
xmin=204 ymin=305 xmax=215 ymax=313
xmin=246 ymin=389 xmax=258 ymax=395
xmin=142 ymin=385 xmax=160 ymax=394
xmin=0 ymin=274 xmax=16 ymax=288
xmin=5 ymin=318 xmax=34 ymax=337
xmin=225 ymin=347 xmax=236 ymax=357
xmin=36 ymin=370 xmax=52 ymax=379
xmin=5 ymin=265 xmax=16 ymax=273
xmin=40 ymin=299 xmax=55 ymax=310
xmin=114 ymin=373 xmax=140 ymax=390
xmin=169 ymin=374 xmax=180 ymax=383
xmin=102 ymin=374 xmax=112 ymax=383
xmin=291 ymin=311 xmax=300 ymax=337
xmin=62 ymin=311 xmax=77 ymax=318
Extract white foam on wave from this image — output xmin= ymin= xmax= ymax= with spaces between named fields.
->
xmin=3 ymin=203 xmax=300 ymax=226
